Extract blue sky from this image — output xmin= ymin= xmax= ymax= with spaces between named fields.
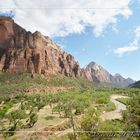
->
xmin=53 ymin=1 xmax=140 ymax=80
xmin=0 ymin=0 xmax=140 ymax=80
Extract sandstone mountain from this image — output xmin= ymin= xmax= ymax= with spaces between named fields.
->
xmin=0 ymin=16 xmax=135 ymax=87
xmin=84 ymin=61 xmax=135 ymax=87
xmin=0 ymin=16 xmax=82 ymax=77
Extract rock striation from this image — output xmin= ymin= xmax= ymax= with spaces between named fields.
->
xmin=0 ymin=16 xmax=81 ymax=77
xmin=84 ymin=61 xmax=135 ymax=87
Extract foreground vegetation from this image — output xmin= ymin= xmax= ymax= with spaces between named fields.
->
xmin=0 ymin=72 xmax=140 ymax=140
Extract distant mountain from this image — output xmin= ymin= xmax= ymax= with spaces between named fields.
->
xmin=127 ymin=78 xmax=136 ymax=85
xmin=129 ymin=80 xmax=140 ymax=88
xmin=84 ymin=61 xmax=135 ymax=87
xmin=0 ymin=16 xmax=136 ymax=87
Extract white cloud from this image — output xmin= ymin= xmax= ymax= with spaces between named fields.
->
xmin=113 ymin=26 xmax=140 ymax=56
xmin=0 ymin=0 xmax=132 ymax=37
xmin=113 ymin=43 xmax=139 ymax=56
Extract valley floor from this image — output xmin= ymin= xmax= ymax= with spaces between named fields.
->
xmin=0 ymin=73 xmax=140 ymax=140
xmin=100 ymin=95 xmax=129 ymax=121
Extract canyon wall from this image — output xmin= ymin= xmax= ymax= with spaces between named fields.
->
xmin=0 ymin=16 xmax=82 ymax=77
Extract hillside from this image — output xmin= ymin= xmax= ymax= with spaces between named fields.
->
xmin=0 ymin=16 xmax=82 ymax=77
xmin=0 ymin=16 xmax=135 ymax=88
xmin=0 ymin=72 xmax=95 ymax=99
xmin=84 ymin=61 xmax=134 ymax=87
xmin=0 ymin=72 xmax=139 ymax=140
xmin=129 ymin=80 xmax=140 ymax=88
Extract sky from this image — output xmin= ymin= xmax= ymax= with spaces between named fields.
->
xmin=0 ymin=0 xmax=140 ymax=80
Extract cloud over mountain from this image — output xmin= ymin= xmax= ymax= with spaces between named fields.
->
xmin=0 ymin=0 xmax=132 ymax=37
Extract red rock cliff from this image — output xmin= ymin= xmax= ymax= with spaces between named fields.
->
xmin=0 ymin=16 xmax=81 ymax=77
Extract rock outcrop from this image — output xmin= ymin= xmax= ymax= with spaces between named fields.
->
xmin=0 ymin=16 xmax=81 ymax=77
xmin=84 ymin=61 xmax=135 ymax=87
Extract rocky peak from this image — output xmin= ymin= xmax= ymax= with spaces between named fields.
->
xmin=114 ymin=73 xmax=122 ymax=77
xmin=126 ymin=78 xmax=135 ymax=84
xmin=114 ymin=73 xmax=125 ymax=82
xmin=87 ymin=61 xmax=96 ymax=66
xmin=87 ymin=62 xmax=101 ymax=71
xmin=84 ymin=61 xmax=135 ymax=87
xmin=85 ymin=61 xmax=112 ymax=83
xmin=127 ymin=77 xmax=134 ymax=81
xmin=0 ymin=16 xmax=82 ymax=77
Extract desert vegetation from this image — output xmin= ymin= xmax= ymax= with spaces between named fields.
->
xmin=0 ymin=73 xmax=140 ymax=140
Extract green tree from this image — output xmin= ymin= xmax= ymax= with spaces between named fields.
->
xmin=80 ymin=108 xmax=99 ymax=140
xmin=6 ymin=109 xmax=26 ymax=136
xmin=52 ymin=102 xmax=63 ymax=117
xmin=25 ymin=107 xmax=38 ymax=128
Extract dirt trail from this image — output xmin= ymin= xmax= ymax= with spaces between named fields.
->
xmin=54 ymin=128 xmax=73 ymax=136
xmin=100 ymin=95 xmax=129 ymax=121
xmin=52 ymin=95 xmax=129 ymax=137
xmin=16 ymin=94 xmax=128 ymax=138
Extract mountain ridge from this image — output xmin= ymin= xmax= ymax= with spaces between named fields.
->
xmin=83 ymin=61 xmax=135 ymax=87
xmin=0 ymin=16 xmax=83 ymax=77
xmin=129 ymin=80 xmax=140 ymax=88
xmin=0 ymin=16 xmax=135 ymax=87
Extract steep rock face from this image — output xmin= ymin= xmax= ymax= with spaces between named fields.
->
xmin=0 ymin=16 xmax=81 ymax=77
xmin=84 ymin=62 xmax=112 ymax=83
xmin=84 ymin=61 xmax=135 ymax=87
